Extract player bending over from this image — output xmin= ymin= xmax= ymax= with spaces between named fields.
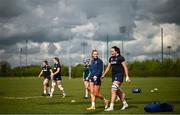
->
xmin=38 ymin=60 xmax=53 ymax=96
xmin=50 ymin=57 xmax=66 ymax=98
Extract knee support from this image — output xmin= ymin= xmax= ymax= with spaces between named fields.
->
xmin=112 ymin=83 xmax=120 ymax=91
xmin=58 ymin=85 xmax=64 ymax=90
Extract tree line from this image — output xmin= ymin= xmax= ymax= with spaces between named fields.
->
xmin=0 ymin=58 xmax=179 ymax=77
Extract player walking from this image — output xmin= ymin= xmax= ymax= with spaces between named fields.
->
xmin=83 ymin=59 xmax=91 ymax=99
xmin=50 ymin=57 xmax=66 ymax=98
xmin=101 ymin=46 xmax=131 ymax=111
xmin=86 ymin=49 xmax=109 ymax=110
xmin=38 ymin=60 xmax=52 ymax=96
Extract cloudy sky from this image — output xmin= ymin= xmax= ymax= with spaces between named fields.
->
xmin=0 ymin=0 xmax=180 ymax=67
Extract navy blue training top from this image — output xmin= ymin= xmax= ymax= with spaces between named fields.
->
xmin=109 ymin=55 xmax=125 ymax=75
xmin=90 ymin=58 xmax=103 ymax=78
xmin=53 ymin=62 xmax=61 ymax=77
xmin=42 ymin=65 xmax=51 ymax=78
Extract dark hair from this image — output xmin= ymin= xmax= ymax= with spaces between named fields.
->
xmin=111 ymin=46 xmax=121 ymax=55
xmin=53 ymin=57 xmax=60 ymax=62
xmin=43 ymin=60 xmax=48 ymax=65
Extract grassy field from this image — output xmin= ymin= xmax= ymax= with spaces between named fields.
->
xmin=0 ymin=76 xmax=180 ymax=114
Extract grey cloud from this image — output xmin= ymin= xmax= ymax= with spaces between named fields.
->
xmin=0 ymin=0 xmax=27 ymax=18
xmin=0 ymin=0 xmax=179 ymax=67
xmin=136 ymin=0 xmax=180 ymax=25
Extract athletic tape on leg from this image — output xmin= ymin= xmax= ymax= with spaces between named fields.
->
xmin=112 ymin=83 xmax=120 ymax=90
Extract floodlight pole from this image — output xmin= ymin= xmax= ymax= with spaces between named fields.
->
xmin=68 ymin=37 xmax=72 ymax=79
xmin=106 ymin=34 xmax=109 ymax=65
xmin=19 ymin=48 xmax=22 ymax=67
xmin=25 ymin=40 xmax=28 ymax=67
xmin=121 ymin=40 xmax=124 ymax=56
xmin=64 ymin=25 xmax=73 ymax=79
xmin=161 ymin=28 xmax=164 ymax=64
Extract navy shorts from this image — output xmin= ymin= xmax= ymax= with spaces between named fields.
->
xmin=53 ymin=76 xmax=62 ymax=81
xmin=112 ymin=73 xmax=124 ymax=82
xmin=44 ymin=76 xmax=51 ymax=80
xmin=89 ymin=77 xmax=101 ymax=85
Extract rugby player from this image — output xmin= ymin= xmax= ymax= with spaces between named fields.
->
xmin=38 ymin=60 xmax=52 ymax=96
xmin=50 ymin=57 xmax=66 ymax=98
xmin=86 ymin=50 xmax=109 ymax=110
xmin=101 ymin=46 xmax=131 ymax=111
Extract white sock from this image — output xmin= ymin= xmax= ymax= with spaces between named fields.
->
xmin=47 ymin=87 xmax=50 ymax=94
xmin=110 ymin=103 xmax=114 ymax=109
xmin=123 ymin=100 xmax=127 ymax=105
xmin=91 ymin=102 xmax=95 ymax=107
xmin=85 ymin=89 xmax=88 ymax=97
xmin=50 ymin=88 xmax=54 ymax=96
xmin=43 ymin=90 xmax=46 ymax=94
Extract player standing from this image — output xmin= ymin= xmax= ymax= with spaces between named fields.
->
xmin=38 ymin=60 xmax=52 ymax=96
xmin=86 ymin=49 xmax=109 ymax=110
xmin=50 ymin=57 xmax=66 ymax=98
xmin=83 ymin=59 xmax=91 ymax=99
xmin=101 ymin=46 xmax=131 ymax=111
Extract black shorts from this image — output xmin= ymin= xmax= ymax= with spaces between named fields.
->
xmin=44 ymin=76 xmax=51 ymax=80
xmin=112 ymin=73 xmax=124 ymax=83
xmin=53 ymin=76 xmax=62 ymax=81
xmin=89 ymin=77 xmax=101 ymax=85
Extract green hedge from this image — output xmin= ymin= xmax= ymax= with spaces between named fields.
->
xmin=0 ymin=58 xmax=180 ymax=77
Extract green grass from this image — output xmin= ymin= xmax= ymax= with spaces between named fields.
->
xmin=0 ymin=76 xmax=180 ymax=114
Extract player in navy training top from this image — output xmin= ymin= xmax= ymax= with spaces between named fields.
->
xmin=86 ymin=50 xmax=109 ymax=110
xmin=38 ymin=60 xmax=53 ymax=96
xmin=50 ymin=57 xmax=66 ymax=98
xmin=101 ymin=46 xmax=131 ymax=111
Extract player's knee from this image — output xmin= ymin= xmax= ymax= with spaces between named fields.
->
xmin=58 ymin=85 xmax=63 ymax=90
xmin=90 ymin=90 xmax=94 ymax=94
xmin=112 ymin=83 xmax=119 ymax=91
xmin=43 ymin=79 xmax=48 ymax=85
xmin=51 ymin=82 xmax=56 ymax=88
xmin=94 ymin=92 xmax=99 ymax=97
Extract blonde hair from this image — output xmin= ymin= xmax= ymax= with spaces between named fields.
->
xmin=91 ymin=49 xmax=98 ymax=58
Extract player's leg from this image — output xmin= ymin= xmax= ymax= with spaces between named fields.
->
xmin=94 ymin=85 xmax=109 ymax=109
xmin=105 ymin=81 xmax=120 ymax=111
xmin=42 ymin=78 xmax=48 ymax=96
xmin=84 ymin=81 xmax=89 ymax=98
xmin=50 ymin=80 xmax=56 ymax=97
xmin=57 ymin=80 xmax=66 ymax=98
xmin=87 ymin=82 xmax=96 ymax=110
xmin=46 ymin=80 xmax=51 ymax=96
xmin=117 ymin=88 xmax=128 ymax=110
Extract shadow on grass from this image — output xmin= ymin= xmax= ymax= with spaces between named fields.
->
xmin=39 ymin=101 xmax=90 ymax=105
xmin=0 ymin=92 xmax=6 ymax=96
xmin=129 ymin=100 xmax=180 ymax=104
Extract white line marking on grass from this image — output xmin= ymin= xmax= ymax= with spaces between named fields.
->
xmin=4 ymin=96 xmax=43 ymax=100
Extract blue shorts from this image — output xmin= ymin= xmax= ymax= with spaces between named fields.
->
xmin=53 ymin=76 xmax=62 ymax=81
xmin=112 ymin=73 xmax=124 ymax=82
xmin=89 ymin=77 xmax=101 ymax=85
